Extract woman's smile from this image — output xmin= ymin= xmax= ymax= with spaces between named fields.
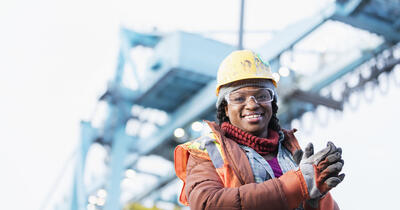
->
xmin=242 ymin=112 xmax=264 ymax=123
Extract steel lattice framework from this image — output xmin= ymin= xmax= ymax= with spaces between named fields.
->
xmin=64 ymin=0 xmax=400 ymax=210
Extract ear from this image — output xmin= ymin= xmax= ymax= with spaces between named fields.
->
xmin=224 ymin=105 xmax=229 ymax=118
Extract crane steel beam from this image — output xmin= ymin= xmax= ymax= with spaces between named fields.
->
xmin=256 ymin=0 xmax=364 ymax=62
xmin=116 ymin=29 xmax=161 ymax=92
xmin=103 ymin=129 xmax=134 ymax=210
xmin=256 ymin=3 xmax=336 ymax=61
xmin=128 ymin=0 xmax=368 ymax=159
xmin=123 ymin=82 xmax=218 ymax=204
xmin=331 ymin=13 xmax=400 ymax=43
xmin=70 ymin=122 xmax=98 ymax=210
xmin=125 ymin=1 xmax=371 ymax=202
xmin=290 ymin=90 xmax=343 ymax=110
xmin=132 ymin=80 xmax=217 ymax=156
xmin=306 ymin=43 xmax=389 ymax=92
xmin=73 ymin=1 xmax=395 ymax=208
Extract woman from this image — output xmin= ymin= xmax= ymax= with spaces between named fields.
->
xmin=174 ymin=50 xmax=345 ymax=210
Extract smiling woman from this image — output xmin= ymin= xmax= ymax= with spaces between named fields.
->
xmin=174 ymin=50 xmax=345 ymax=210
xmin=223 ymin=86 xmax=274 ymax=138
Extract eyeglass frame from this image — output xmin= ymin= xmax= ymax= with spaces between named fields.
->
xmin=224 ymin=87 xmax=275 ymax=105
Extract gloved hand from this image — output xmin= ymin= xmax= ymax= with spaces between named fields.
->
xmin=298 ymin=142 xmax=345 ymax=204
xmin=293 ymin=149 xmax=303 ymax=166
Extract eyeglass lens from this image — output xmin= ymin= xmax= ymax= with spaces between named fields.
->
xmin=228 ymin=88 xmax=273 ymax=105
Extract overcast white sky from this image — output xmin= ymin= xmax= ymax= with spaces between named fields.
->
xmin=1 ymin=0 xmax=399 ymax=209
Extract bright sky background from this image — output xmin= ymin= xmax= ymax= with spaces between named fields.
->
xmin=1 ymin=0 xmax=400 ymax=209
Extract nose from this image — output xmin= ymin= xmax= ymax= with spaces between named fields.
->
xmin=245 ymin=96 xmax=260 ymax=109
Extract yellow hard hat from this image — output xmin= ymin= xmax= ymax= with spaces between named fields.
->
xmin=216 ymin=50 xmax=277 ymax=95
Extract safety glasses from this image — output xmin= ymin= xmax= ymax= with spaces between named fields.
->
xmin=225 ymin=88 xmax=274 ymax=105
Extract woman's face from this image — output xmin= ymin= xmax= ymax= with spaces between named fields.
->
xmin=224 ymin=86 xmax=273 ymax=138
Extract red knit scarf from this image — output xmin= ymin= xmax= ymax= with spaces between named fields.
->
xmin=221 ymin=122 xmax=279 ymax=155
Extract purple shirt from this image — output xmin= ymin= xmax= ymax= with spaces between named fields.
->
xmin=266 ymin=157 xmax=283 ymax=178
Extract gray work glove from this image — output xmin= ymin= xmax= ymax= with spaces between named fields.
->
xmin=299 ymin=142 xmax=345 ymax=207
xmin=293 ymin=149 xmax=303 ymax=166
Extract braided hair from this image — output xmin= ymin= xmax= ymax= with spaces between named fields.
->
xmin=216 ymin=99 xmax=281 ymax=132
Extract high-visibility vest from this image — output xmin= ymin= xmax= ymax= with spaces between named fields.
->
xmin=174 ymin=132 xmax=242 ymax=206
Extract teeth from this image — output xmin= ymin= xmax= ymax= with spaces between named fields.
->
xmin=244 ymin=114 xmax=261 ymax=119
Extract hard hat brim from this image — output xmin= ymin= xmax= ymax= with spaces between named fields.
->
xmin=216 ymin=77 xmax=277 ymax=96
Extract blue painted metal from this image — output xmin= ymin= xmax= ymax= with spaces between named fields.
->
xmin=333 ymin=0 xmax=400 ymax=43
xmin=307 ymin=43 xmax=389 ymax=92
xmin=362 ymin=0 xmax=400 ymax=24
xmin=134 ymin=69 xmax=213 ymax=112
xmin=70 ymin=28 xmax=162 ymax=210
xmin=70 ymin=28 xmax=236 ymax=210
xmin=115 ymin=29 xmax=160 ymax=91
xmin=124 ymin=0 xmax=399 ymax=201
xmin=70 ymin=0 xmax=400 ymax=208
xmin=254 ymin=0 xmax=398 ymax=128
xmin=120 ymin=28 xmax=161 ymax=48
xmin=394 ymin=19 xmax=400 ymax=30
xmin=331 ymin=13 xmax=400 ymax=43
xmin=128 ymin=31 xmax=235 ymax=114
xmin=140 ymin=31 xmax=234 ymax=92
xmin=334 ymin=0 xmax=363 ymax=16
xmin=70 ymin=121 xmax=97 ymax=210
xmin=134 ymin=80 xmax=217 ymax=155
xmin=103 ymin=128 xmax=135 ymax=210
xmin=256 ymin=2 xmax=336 ymax=61
xmin=255 ymin=0 xmax=363 ymax=63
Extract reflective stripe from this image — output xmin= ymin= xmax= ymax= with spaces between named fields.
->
xmin=205 ymin=141 xmax=224 ymax=169
xmin=195 ymin=136 xmax=213 ymax=150
xmin=190 ymin=136 xmax=224 ymax=169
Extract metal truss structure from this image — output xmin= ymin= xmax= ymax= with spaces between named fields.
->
xmin=65 ymin=0 xmax=400 ymax=209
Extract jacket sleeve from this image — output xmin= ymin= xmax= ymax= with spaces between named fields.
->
xmin=185 ymin=155 xmax=292 ymax=210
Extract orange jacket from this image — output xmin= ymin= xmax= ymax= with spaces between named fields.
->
xmin=174 ymin=121 xmax=339 ymax=210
